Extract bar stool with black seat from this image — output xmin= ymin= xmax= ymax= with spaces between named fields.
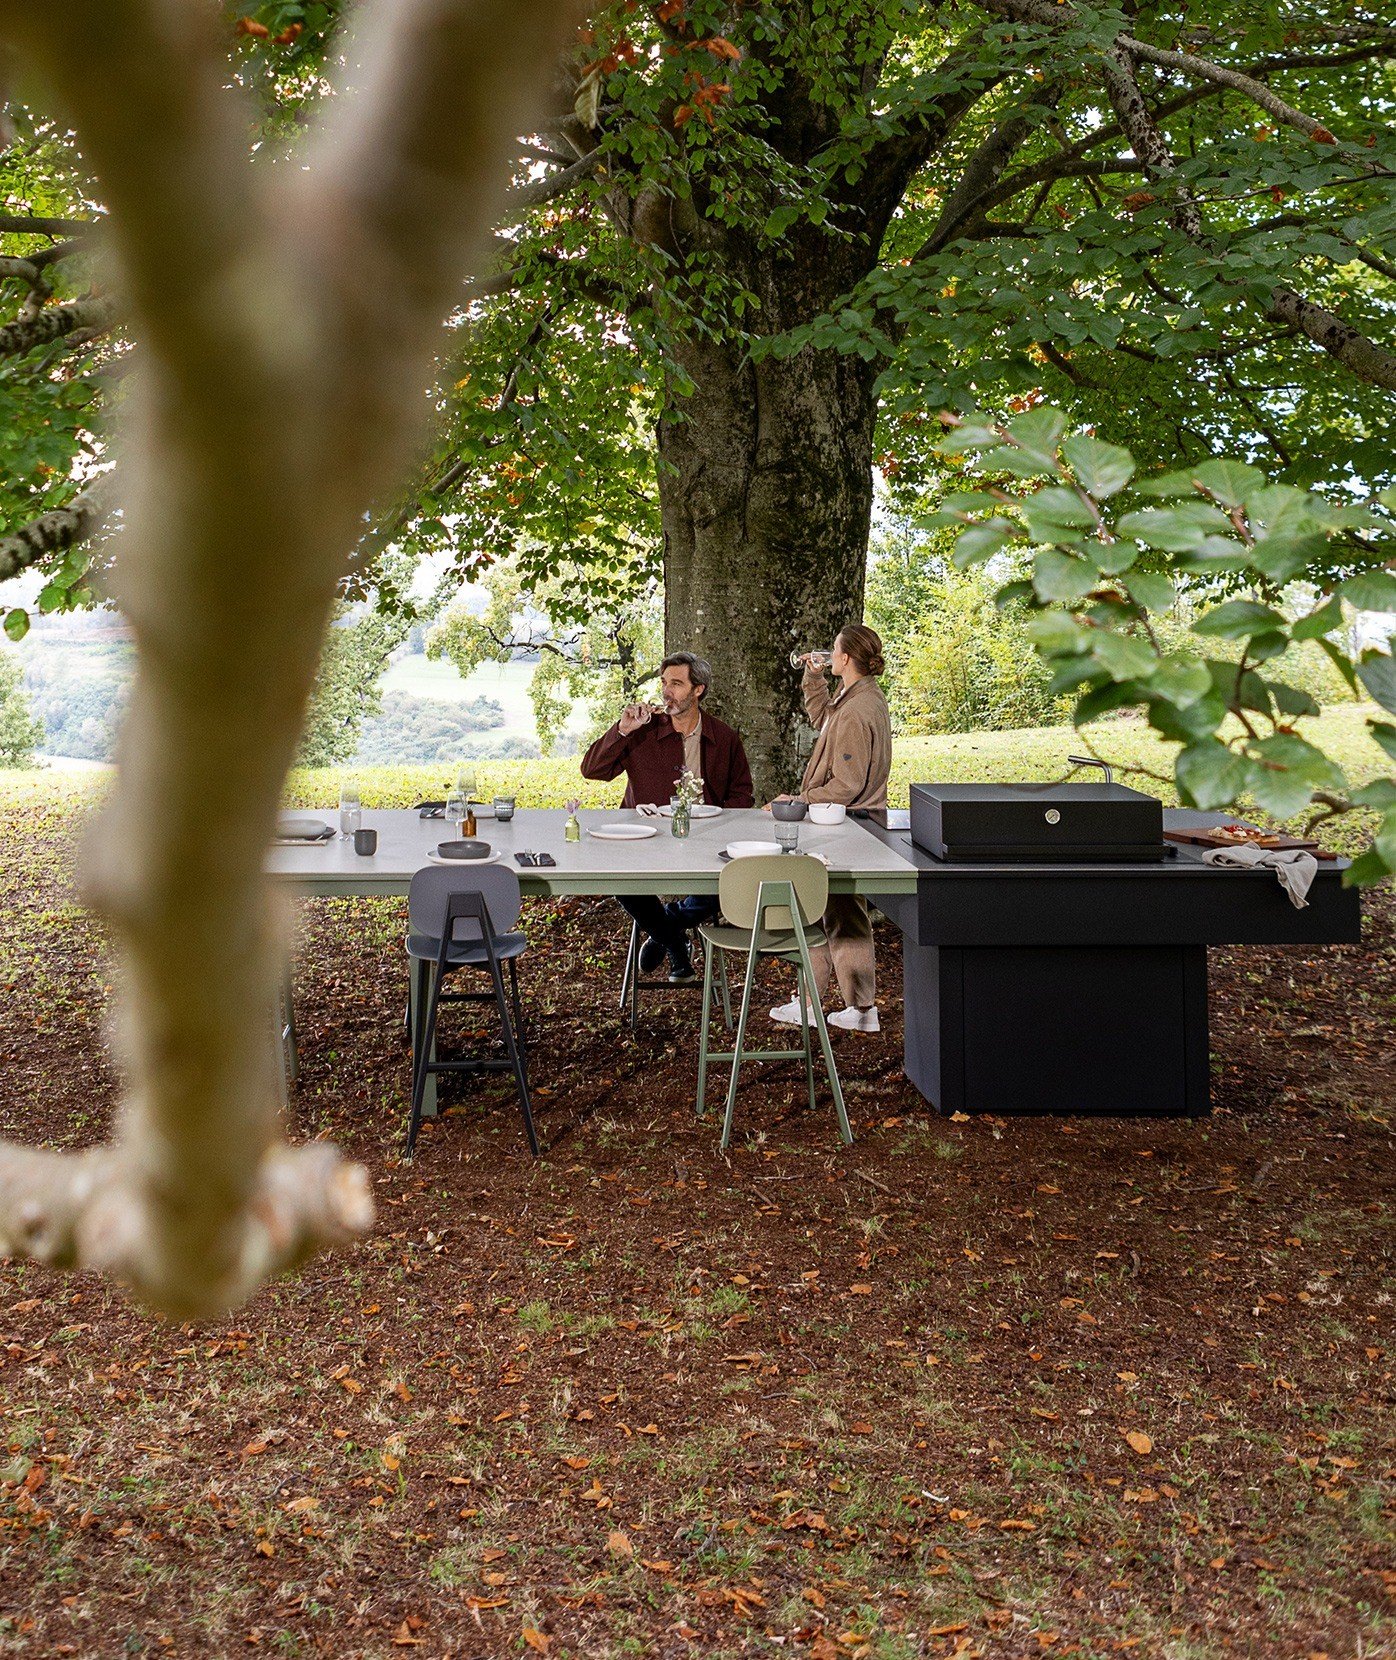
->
xmin=405 ymin=863 xmax=538 ymax=1158
xmin=617 ymin=916 xmax=733 ymax=1035
xmin=695 ymin=854 xmax=851 ymax=1152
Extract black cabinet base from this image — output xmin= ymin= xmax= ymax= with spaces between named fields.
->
xmin=902 ymin=941 xmax=1210 ymax=1118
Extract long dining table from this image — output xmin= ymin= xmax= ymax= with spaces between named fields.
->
xmin=267 ymin=805 xmax=922 ymax=1118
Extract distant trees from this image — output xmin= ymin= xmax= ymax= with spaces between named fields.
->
xmin=428 ymin=552 xmax=662 ymax=754
xmin=353 ymin=690 xmax=516 ymax=765
xmin=295 ymin=608 xmax=399 ymax=767
xmin=18 ymin=640 xmax=125 ymax=761
xmin=0 ymin=649 xmax=42 ymax=766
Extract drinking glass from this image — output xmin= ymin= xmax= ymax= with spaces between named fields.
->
xmin=445 ymin=790 xmax=467 ymax=838
xmin=338 ymin=783 xmax=361 ymax=838
xmin=789 ymin=649 xmax=834 ymax=671
xmin=493 ymin=795 xmax=516 ymax=823
xmin=774 ymin=818 xmax=800 ymax=854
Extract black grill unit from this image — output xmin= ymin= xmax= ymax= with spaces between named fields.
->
xmin=910 ymin=781 xmax=1166 ymax=864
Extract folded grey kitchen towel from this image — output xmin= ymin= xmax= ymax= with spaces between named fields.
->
xmin=1202 ymin=842 xmax=1317 ymax=908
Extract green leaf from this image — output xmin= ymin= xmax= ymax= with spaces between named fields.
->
xmin=1247 ymin=630 xmax=1290 ymax=664
xmin=1357 ymin=648 xmax=1396 ymax=714
xmin=952 ymin=518 xmax=1016 ymax=567
xmin=1134 ymin=468 xmax=1198 ymax=500
xmin=932 ymin=491 xmax=1004 ymax=518
xmin=1319 ymin=636 xmax=1359 ymax=692
xmin=1148 ymin=693 xmax=1226 ymax=743
xmin=979 ymin=444 xmax=1060 ymax=481
xmin=1116 ymin=503 xmax=1233 ymax=552
xmin=1369 ymin=720 xmax=1396 ymax=764
xmin=3 ymin=608 xmax=29 ymax=642
xmin=1005 ymin=406 xmax=1068 ymax=466
xmin=1251 ymin=732 xmax=1345 ymax=789
xmin=993 ymin=579 xmax=1036 ymax=611
xmin=1374 ymin=808 xmax=1396 ymax=871
xmin=1025 ymin=612 xmax=1090 ymax=653
xmin=936 ymin=425 xmax=1000 ymax=456
xmin=1291 ymin=594 xmax=1344 ymax=642
xmin=1207 ymin=658 xmax=1273 ymax=718
xmin=1245 ymin=765 xmax=1316 ymax=821
xmin=1061 ymin=435 xmax=1135 ymax=499
xmin=1151 ymin=656 xmax=1213 ymax=708
xmin=1340 ymin=570 xmax=1396 ymax=612
xmin=1050 ymin=659 xmax=1109 ymax=696
xmin=1188 ymin=458 xmax=1267 ymax=508
xmin=1268 ymin=680 xmax=1321 ymax=719
xmin=1125 ymin=571 xmax=1176 ymax=613
xmin=1032 ymin=548 xmax=1098 ymax=602
xmin=1175 ymin=741 xmax=1250 ymax=810
xmin=1250 ymin=532 xmax=1327 ymax=587
xmin=1342 ymin=846 xmax=1392 ymax=888
xmin=1090 ymin=539 xmax=1138 ymax=576
xmin=1351 ymin=780 xmax=1396 ymax=809
xmin=1073 ymin=680 xmax=1140 ymax=724
xmin=1022 ymin=487 xmax=1096 ymax=542
xmin=1091 ymin=632 xmax=1156 ymax=682
xmin=1193 ymin=599 xmax=1287 ymax=641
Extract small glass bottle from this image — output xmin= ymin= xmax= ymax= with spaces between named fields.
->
xmin=670 ymin=796 xmax=690 ymax=839
xmin=464 ymin=803 xmax=477 ymax=838
xmin=564 ymin=798 xmax=581 ymax=843
xmin=339 ymin=783 xmax=361 ymax=839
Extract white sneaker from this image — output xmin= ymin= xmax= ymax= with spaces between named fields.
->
xmin=769 ymin=999 xmax=818 ymax=1026
xmin=827 ymin=1006 xmax=880 ymax=1033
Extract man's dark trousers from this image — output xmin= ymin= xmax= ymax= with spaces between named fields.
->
xmin=620 ymin=894 xmax=721 ymax=958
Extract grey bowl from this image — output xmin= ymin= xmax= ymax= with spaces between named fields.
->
xmin=436 ymin=839 xmax=492 ymax=861
xmin=770 ymin=799 xmax=808 ymax=822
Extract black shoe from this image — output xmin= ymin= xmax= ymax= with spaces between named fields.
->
xmin=667 ymin=943 xmax=696 ymax=983
xmin=638 ymin=934 xmax=668 ymax=976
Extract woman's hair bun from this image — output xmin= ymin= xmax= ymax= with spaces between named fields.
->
xmin=836 ymin=623 xmax=886 ymax=677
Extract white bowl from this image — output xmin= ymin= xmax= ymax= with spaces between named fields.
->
xmin=726 ymin=840 xmax=783 ymax=859
xmin=807 ymin=802 xmax=846 ymax=825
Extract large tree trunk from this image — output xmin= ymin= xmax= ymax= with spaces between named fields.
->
xmin=659 ymin=333 xmax=878 ymax=798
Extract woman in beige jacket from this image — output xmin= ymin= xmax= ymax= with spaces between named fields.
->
xmin=770 ymin=623 xmax=892 ymax=1033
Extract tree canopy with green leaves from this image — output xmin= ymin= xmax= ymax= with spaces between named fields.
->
xmin=2 ymin=0 xmax=1394 ymax=793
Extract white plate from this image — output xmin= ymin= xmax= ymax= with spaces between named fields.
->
xmin=426 ymin=847 xmax=507 ymax=867
xmin=275 ymin=814 xmax=335 ymax=842
xmin=658 ymin=802 xmax=722 ymax=819
xmin=726 ymin=840 xmax=783 ymax=859
xmin=589 ymin=823 xmax=658 ymax=840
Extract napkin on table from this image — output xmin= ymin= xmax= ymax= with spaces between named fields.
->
xmin=1202 ymin=843 xmax=1317 ymax=908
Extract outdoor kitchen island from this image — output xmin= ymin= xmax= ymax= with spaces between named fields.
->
xmin=862 ymin=797 xmax=1361 ymax=1119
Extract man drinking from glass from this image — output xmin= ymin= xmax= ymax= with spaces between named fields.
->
xmin=581 ymin=651 xmax=754 ymax=981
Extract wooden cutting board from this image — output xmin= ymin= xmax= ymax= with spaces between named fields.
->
xmin=1164 ymin=826 xmax=1336 ymax=860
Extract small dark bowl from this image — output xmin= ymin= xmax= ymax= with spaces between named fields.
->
xmin=771 ymin=799 xmax=808 ymax=822
xmin=436 ymin=839 xmax=492 ymax=861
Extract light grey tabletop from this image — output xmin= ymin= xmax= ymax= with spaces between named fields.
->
xmin=267 ymin=807 xmax=921 ymax=897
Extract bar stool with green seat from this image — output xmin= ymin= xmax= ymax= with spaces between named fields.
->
xmin=696 ymin=854 xmax=852 ymax=1152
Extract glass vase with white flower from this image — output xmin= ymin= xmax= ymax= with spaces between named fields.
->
xmin=670 ymin=768 xmax=704 ymax=839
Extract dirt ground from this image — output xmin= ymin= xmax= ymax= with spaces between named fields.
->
xmin=0 ymin=801 xmax=1391 ymax=1658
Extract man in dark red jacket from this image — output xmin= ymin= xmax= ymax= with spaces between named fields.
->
xmin=581 ymin=651 xmax=754 ymax=981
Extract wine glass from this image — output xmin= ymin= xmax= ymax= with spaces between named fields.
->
xmin=456 ymin=765 xmax=478 ymax=804
xmin=445 ymin=789 xmax=467 ymax=839
xmin=789 ymin=649 xmax=834 ymax=670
